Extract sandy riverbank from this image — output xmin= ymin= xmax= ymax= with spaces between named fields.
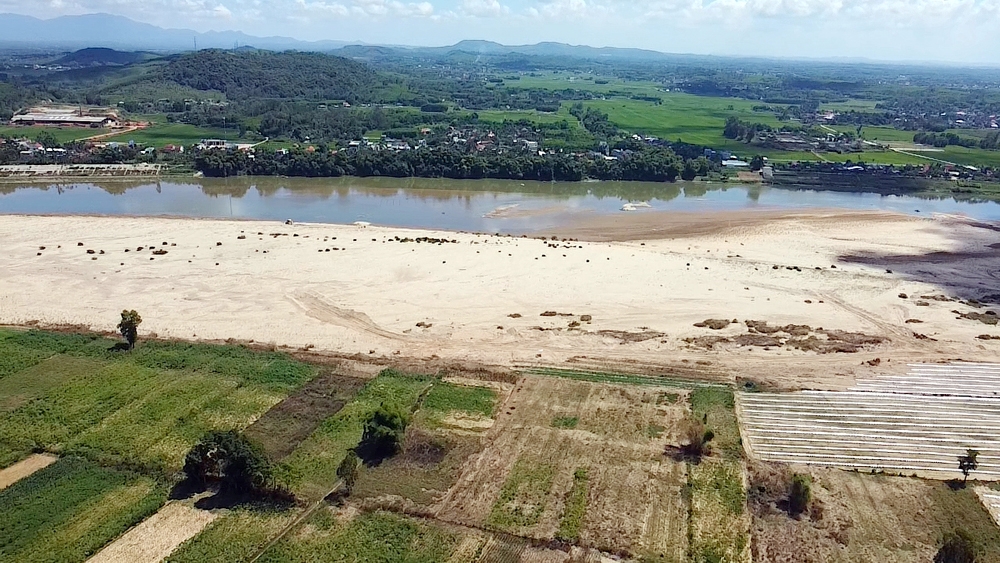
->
xmin=2 ymin=210 xmax=997 ymax=389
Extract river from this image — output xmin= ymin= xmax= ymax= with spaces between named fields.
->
xmin=1 ymin=176 xmax=998 ymax=232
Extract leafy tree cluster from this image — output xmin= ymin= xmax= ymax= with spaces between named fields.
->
xmin=569 ymin=103 xmax=619 ymax=140
xmin=723 ymin=117 xmax=773 ymax=142
xmin=194 ymin=144 xmax=695 ymax=182
xmin=183 ymin=430 xmax=279 ymax=496
xmin=914 ymin=131 xmax=1000 ymax=150
xmin=914 ymin=131 xmax=980 ymax=149
xmin=355 ymin=406 xmax=409 ymax=466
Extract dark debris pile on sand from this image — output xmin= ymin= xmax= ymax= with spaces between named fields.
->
xmin=684 ymin=319 xmax=887 ymax=354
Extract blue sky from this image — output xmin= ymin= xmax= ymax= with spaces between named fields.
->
xmin=6 ymin=0 xmax=1000 ymax=63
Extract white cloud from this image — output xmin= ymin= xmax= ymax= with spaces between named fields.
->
xmin=460 ymin=0 xmax=509 ymax=17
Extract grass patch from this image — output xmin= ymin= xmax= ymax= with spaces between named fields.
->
xmin=556 ymin=468 xmax=589 ymax=542
xmin=690 ymin=387 xmax=741 ymax=461
xmin=552 ymin=416 xmax=579 ymax=429
xmin=0 ymin=341 xmax=53 ymax=380
xmin=101 ymin=121 xmax=242 ymax=147
xmin=257 ymin=510 xmax=457 ymax=563
xmin=488 ymin=458 xmax=555 ymax=531
xmin=688 ymin=460 xmax=748 ymax=563
xmin=524 ymin=367 xmax=719 ymax=389
xmin=927 ymin=483 xmax=1000 ymax=557
xmin=646 ymin=424 xmax=666 ymax=438
xmin=656 ymin=391 xmax=680 ymax=405
xmin=165 ymin=506 xmax=302 ymax=563
xmin=0 ymin=355 xmax=105 ymax=412
xmin=280 ymin=370 xmax=433 ymax=501
xmin=0 ymin=456 xmax=166 ymax=562
xmin=421 ymin=382 xmax=496 ymax=418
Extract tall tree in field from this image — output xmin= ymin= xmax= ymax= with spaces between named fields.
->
xmin=958 ymin=449 xmax=980 ymax=484
xmin=117 ymin=310 xmax=142 ymax=350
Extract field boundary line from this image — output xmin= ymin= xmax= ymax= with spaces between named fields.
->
xmin=245 ymin=479 xmax=344 ymax=563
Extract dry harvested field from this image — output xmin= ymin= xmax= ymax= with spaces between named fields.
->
xmin=750 ymin=466 xmax=1000 ymax=563
xmin=432 ymin=375 xmax=691 ymax=559
xmin=739 ymin=362 xmax=1000 ymax=479
xmin=87 ymin=501 xmax=218 ymax=563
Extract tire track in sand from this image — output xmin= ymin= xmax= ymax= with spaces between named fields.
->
xmin=288 ymin=291 xmax=406 ymax=341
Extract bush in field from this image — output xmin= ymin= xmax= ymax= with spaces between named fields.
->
xmin=117 ymin=310 xmax=142 ymax=350
xmin=788 ymin=473 xmax=811 ymax=516
xmin=336 ymin=451 xmax=361 ymax=494
xmin=183 ymin=430 xmax=276 ymax=495
xmin=935 ymin=530 xmax=977 ymax=563
xmin=355 ymin=406 xmax=409 ymax=466
xmin=679 ymin=417 xmax=714 ymax=458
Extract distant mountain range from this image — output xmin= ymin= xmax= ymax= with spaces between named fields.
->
xmin=0 ymin=13 xmax=352 ymax=52
xmin=0 ymin=13 xmax=673 ymax=61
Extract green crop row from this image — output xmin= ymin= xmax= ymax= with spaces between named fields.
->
xmin=0 ymin=456 xmax=166 ymax=563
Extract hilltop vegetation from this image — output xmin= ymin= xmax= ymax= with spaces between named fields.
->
xmin=51 ymin=48 xmax=156 ymax=67
xmin=154 ymin=50 xmax=384 ymax=102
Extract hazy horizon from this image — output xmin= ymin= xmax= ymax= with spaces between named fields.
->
xmin=2 ymin=0 xmax=999 ymax=65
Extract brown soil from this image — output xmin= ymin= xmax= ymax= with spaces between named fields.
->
xmin=432 ymin=376 xmax=689 ymax=560
xmin=244 ymin=369 xmax=366 ymax=459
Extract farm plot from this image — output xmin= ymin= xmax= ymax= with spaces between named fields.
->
xmin=0 ymin=456 xmax=166 ymax=563
xmin=280 ymin=370 xmax=435 ymax=502
xmin=0 ymin=330 xmax=315 ymax=472
xmin=739 ymin=363 xmax=1000 ymax=479
xmin=244 ymin=370 xmax=367 ymax=460
xmin=751 ymin=467 xmax=1000 ymax=563
xmin=164 ymin=506 xmax=303 ymax=563
xmin=432 ymin=375 xmax=693 ymax=560
xmin=350 ymin=381 xmax=501 ymax=506
xmin=255 ymin=507 xmax=607 ymax=563
xmin=87 ymin=501 xmax=218 ymax=563
xmin=977 ymin=486 xmax=1000 ymax=527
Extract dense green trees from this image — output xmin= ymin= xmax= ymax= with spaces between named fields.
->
xmin=356 ymin=407 xmax=409 ymax=466
xmin=723 ymin=117 xmax=773 ymax=142
xmin=193 ymin=145 xmax=693 ymax=182
xmin=183 ymin=430 xmax=277 ymax=495
xmin=158 ymin=50 xmax=383 ymax=103
xmin=914 ymin=131 xmax=1000 ymax=150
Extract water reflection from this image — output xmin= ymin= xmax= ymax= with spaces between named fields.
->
xmin=1 ymin=176 xmax=998 ymax=233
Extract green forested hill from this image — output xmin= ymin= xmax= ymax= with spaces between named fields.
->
xmin=156 ymin=50 xmax=383 ymax=102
